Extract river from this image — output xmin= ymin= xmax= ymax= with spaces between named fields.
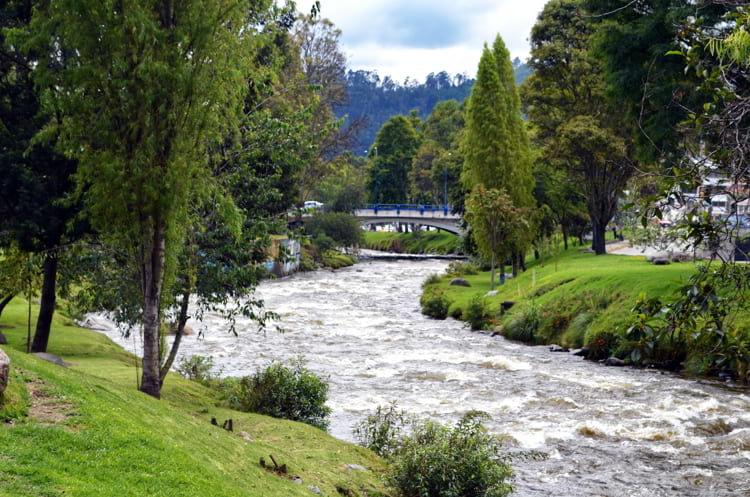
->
xmin=89 ymin=257 xmax=750 ymax=497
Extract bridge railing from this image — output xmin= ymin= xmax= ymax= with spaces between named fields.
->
xmin=361 ymin=203 xmax=454 ymax=215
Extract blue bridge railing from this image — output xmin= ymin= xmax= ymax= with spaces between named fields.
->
xmin=361 ymin=204 xmax=453 ymax=215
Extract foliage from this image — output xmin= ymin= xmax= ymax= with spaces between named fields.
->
xmin=362 ymin=231 xmax=460 ymax=255
xmin=175 ymin=355 xmax=221 ymax=386
xmin=503 ymin=304 xmax=542 ymax=343
xmin=422 ymin=273 xmax=443 ymax=288
xmin=368 ymin=115 xmax=421 ymax=204
xmin=562 ymin=312 xmax=597 ymax=349
xmin=353 ymin=401 xmax=411 ymax=459
xmin=445 ymin=261 xmax=479 ymax=277
xmin=227 ymin=358 xmax=332 ymax=430
xmin=585 ymin=329 xmax=621 ymax=361
xmin=463 ymin=296 xmax=491 ymax=331
xmin=305 ymin=212 xmax=364 ymax=248
xmin=421 ymin=291 xmax=452 ymax=320
xmin=385 ymin=412 xmax=513 ymax=497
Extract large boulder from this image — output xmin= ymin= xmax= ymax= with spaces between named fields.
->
xmin=0 ymin=348 xmax=9 ymax=395
xmin=450 ymin=278 xmax=471 ymax=287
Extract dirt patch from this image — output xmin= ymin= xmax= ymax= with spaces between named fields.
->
xmin=27 ymin=380 xmax=76 ymax=425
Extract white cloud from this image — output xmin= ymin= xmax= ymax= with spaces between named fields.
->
xmin=295 ymin=0 xmax=548 ymax=82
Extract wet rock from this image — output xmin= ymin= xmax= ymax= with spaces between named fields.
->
xmin=0 ymin=332 xmax=7 ymax=345
xmin=603 ymin=357 xmax=625 ymax=367
xmin=33 ymin=352 xmax=66 ymax=367
xmin=571 ymin=348 xmax=589 ymax=357
xmin=347 ymin=464 xmax=366 ymax=471
xmin=307 ymin=485 xmax=322 ymax=494
xmin=450 ymin=278 xmax=471 ymax=287
xmin=549 ymin=344 xmax=569 ymax=353
xmin=0 ymin=348 xmax=9 ymax=395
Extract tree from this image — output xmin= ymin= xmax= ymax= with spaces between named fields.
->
xmin=465 ymin=186 xmax=529 ymax=290
xmin=0 ymin=0 xmax=88 ymax=352
xmin=462 ymin=35 xmax=535 ymax=270
xmin=31 ymin=0 xmax=277 ymax=399
xmin=368 ymin=115 xmax=421 ymax=204
xmin=521 ymin=0 xmax=633 ymax=254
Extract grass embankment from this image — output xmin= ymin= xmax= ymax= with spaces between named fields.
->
xmin=363 ymin=231 xmax=460 ymax=255
xmin=423 ymin=248 xmax=750 ymax=374
xmin=0 ymin=301 xmax=386 ymax=497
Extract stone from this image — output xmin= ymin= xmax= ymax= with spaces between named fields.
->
xmin=652 ymin=258 xmax=670 ymax=265
xmin=307 ymin=485 xmax=322 ymax=494
xmin=549 ymin=344 xmax=569 ymax=353
xmin=603 ymin=357 xmax=625 ymax=367
xmin=485 ymin=290 xmax=498 ymax=297
xmin=0 ymin=348 xmax=9 ymax=395
xmin=571 ymin=348 xmax=589 ymax=357
xmin=239 ymin=431 xmax=254 ymax=442
xmin=0 ymin=332 xmax=7 ymax=345
xmin=347 ymin=464 xmax=366 ymax=471
xmin=32 ymin=352 xmax=66 ymax=367
xmin=450 ymin=278 xmax=471 ymax=287
xmin=293 ymin=477 xmax=303 ymax=484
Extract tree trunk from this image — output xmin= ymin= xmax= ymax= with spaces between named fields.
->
xmin=141 ymin=222 xmax=166 ymax=399
xmin=0 ymin=294 xmax=15 ymax=321
xmin=511 ymin=252 xmax=519 ymax=278
xmin=562 ymin=228 xmax=569 ymax=251
xmin=160 ymin=290 xmax=190 ymax=387
xmin=490 ymin=252 xmax=496 ymax=290
xmin=592 ymin=221 xmax=607 ymax=255
xmin=31 ymin=251 xmax=58 ymax=353
xmin=520 ymin=253 xmax=526 ymax=272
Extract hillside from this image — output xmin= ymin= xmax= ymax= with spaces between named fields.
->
xmin=0 ymin=301 xmax=387 ymax=497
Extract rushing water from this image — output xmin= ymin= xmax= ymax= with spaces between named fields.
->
xmin=89 ymin=257 xmax=750 ymax=497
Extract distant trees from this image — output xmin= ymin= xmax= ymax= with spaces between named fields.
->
xmin=368 ymin=115 xmax=421 ymax=204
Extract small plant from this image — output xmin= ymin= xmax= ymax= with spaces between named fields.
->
xmin=227 ymin=357 xmax=331 ymax=431
xmin=463 ymin=296 xmax=490 ymax=331
xmin=503 ymin=304 xmax=541 ymax=343
xmin=445 ymin=261 xmax=479 ymax=277
xmin=422 ymin=273 xmax=442 ymax=288
xmin=585 ymin=329 xmax=621 ymax=360
xmin=562 ymin=312 xmax=597 ymax=348
xmin=353 ymin=402 xmax=411 ymax=458
xmin=176 ymin=355 xmax=221 ymax=385
xmin=386 ymin=412 xmax=513 ymax=497
xmin=421 ymin=291 xmax=452 ymax=320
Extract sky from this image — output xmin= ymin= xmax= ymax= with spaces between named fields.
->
xmin=295 ymin=0 xmax=550 ymax=84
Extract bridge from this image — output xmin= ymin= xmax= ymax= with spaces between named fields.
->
xmin=353 ymin=204 xmax=463 ymax=235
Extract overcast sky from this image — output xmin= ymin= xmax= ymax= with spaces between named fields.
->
xmin=295 ymin=0 xmax=549 ymax=84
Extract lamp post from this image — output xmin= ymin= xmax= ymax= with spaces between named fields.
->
xmin=444 ymin=152 xmax=452 ymax=214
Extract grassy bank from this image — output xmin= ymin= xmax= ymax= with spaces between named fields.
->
xmin=363 ymin=231 xmax=460 ymax=255
xmin=0 ymin=301 xmax=386 ymax=497
xmin=422 ymin=248 xmax=750 ymax=377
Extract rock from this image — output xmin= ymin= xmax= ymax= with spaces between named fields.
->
xmin=603 ymin=357 xmax=625 ymax=367
xmin=485 ymin=290 xmax=498 ymax=297
xmin=347 ymin=464 xmax=366 ymax=471
xmin=0 ymin=348 xmax=9 ymax=395
xmin=652 ymin=258 xmax=670 ymax=265
xmin=450 ymin=278 xmax=471 ymax=287
xmin=549 ymin=344 xmax=569 ymax=353
xmin=571 ymin=347 xmax=589 ymax=357
xmin=0 ymin=332 xmax=7 ymax=345
xmin=501 ymin=301 xmax=516 ymax=312
xmin=504 ymin=273 xmax=514 ymax=280
xmin=307 ymin=485 xmax=322 ymax=494
xmin=293 ymin=477 xmax=303 ymax=484
xmin=671 ymin=253 xmax=693 ymax=263
xmin=32 ymin=352 xmax=66 ymax=367
xmin=239 ymin=431 xmax=254 ymax=442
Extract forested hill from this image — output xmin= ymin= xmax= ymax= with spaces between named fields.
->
xmin=336 ymin=58 xmax=532 ymax=154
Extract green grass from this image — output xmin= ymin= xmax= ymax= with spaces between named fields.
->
xmin=363 ymin=231 xmax=460 ymax=254
xmin=0 ymin=300 xmax=387 ymax=497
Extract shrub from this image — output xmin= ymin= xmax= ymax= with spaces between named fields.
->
xmin=562 ymin=312 xmax=597 ymax=348
xmin=386 ymin=412 xmax=513 ymax=497
xmin=305 ymin=212 xmax=363 ymax=248
xmin=585 ymin=329 xmax=621 ymax=360
xmin=353 ymin=402 xmax=411 ymax=458
xmin=228 ymin=357 xmax=331 ymax=430
xmin=449 ymin=306 xmax=463 ymax=320
xmin=421 ymin=291 xmax=452 ymax=320
xmin=463 ymin=296 xmax=490 ymax=331
xmin=445 ymin=261 xmax=479 ymax=277
xmin=176 ymin=355 xmax=221 ymax=386
xmin=503 ymin=304 xmax=541 ymax=343
xmin=422 ymin=273 xmax=442 ymax=288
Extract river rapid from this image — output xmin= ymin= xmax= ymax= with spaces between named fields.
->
xmin=90 ymin=257 xmax=750 ymax=497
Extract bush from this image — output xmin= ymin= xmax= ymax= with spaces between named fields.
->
xmin=463 ymin=296 xmax=490 ymax=331
xmin=386 ymin=412 xmax=513 ymax=497
xmin=227 ymin=357 xmax=331 ymax=430
xmin=445 ymin=261 xmax=479 ymax=277
xmin=585 ymin=329 xmax=621 ymax=361
xmin=176 ymin=355 xmax=221 ymax=386
xmin=305 ymin=213 xmax=363 ymax=248
xmin=353 ymin=402 xmax=411 ymax=459
xmin=562 ymin=312 xmax=597 ymax=348
xmin=422 ymin=273 xmax=442 ymax=288
xmin=421 ymin=291 xmax=452 ymax=320
xmin=503 ymin=304 xmax=541 ymax=343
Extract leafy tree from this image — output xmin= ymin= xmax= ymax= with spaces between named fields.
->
xmin=317 ymin=152 xmax=368 ymax=213
xmin=305 ymin=212 xmax=364 ymax=248
xmin=368 ymin=115 xmax=421 ymax=204
xmin=465 ymin=186 xmax=529 ymax=290
xmin=31 ymin=0 xmax=278 ymax=399
xmin=521 ymin=0 xmax=633 ymax=255
xmin=0 ymin=0 xmax=89 ymax=352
